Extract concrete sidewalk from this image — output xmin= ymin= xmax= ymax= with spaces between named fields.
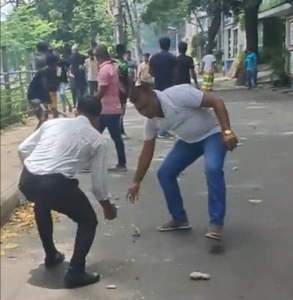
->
xmin=0 ymin=119 xmax=37 ymax=226
xmin=1 ymin=89 xmax=293 ymax=300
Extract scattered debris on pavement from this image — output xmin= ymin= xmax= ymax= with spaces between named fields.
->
xmin=189 ymin=271 xmax=211 ymax=281
xmin=248 ymin=199 xmax=263 ymax=204
xmin=106 ymin=284 xmax=117 ymax=289
xmin=132 ymin=225 xmax=141 ymax=237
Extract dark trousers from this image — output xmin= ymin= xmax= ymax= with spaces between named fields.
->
xmin=71 ymin=80 xmax=87 ymax=107
xmin=88 ymin=81 xmax=98 ymax=96
xmin=19 ymin=167 xmax=98 ymax=271
xmin=98 ymin=114 xmax=126 ymax=166
xmin=119 ymin=91 xmax=128 ymax=134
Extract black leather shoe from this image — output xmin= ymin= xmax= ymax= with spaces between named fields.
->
xmin=44 ymin=252 xmax=65 ymax=268
xmin=63 ymin=269 xmax=100 ymax=289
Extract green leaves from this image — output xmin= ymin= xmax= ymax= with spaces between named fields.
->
xmin=1 ymin=4 xmax=56 ymax=51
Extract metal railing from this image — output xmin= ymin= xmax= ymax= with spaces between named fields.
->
xmin=0 ymin=70 xmax=36 ymax=129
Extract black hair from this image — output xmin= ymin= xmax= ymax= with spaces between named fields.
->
xmin=94 ymin=46 xmax=110 ymax=60
xmin=178 ymin=41 xmax=187 ymax=54
xmin=144 ymin=52 xmax=150 ymax=58
xmin=77 ymin=96 xmax=102 ymax=117
xmin=116 ymin=44 xmax=126 ymax=56
xmin=88 ymin=49 xmax=94 ymax=56
xmin=45 ymin=54 xmax=58 ymax=66
xmin=37 ymin=41 xmax=49 ymax=53
xmin=206 ymin=47 xmax=213 ymax=55
xmin=159 ymin=37 xmax=171 ymax=51
xmin=129 ymin=82 xmax=153 ymax=104
xmin=126 ymin=50 xmax=131 ymax=55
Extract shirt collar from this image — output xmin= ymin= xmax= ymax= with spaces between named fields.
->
xmin=153 ymin=90 xmax=166 ymax=118
xmin=76 ymin=115 xmax=91 ymax=125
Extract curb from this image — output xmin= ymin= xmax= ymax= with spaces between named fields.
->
xmin=1 ymin=187 xmax=20 ymax=227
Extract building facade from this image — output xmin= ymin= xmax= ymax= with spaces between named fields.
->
xmin=259 ymin=0 xmax=293 ymax=82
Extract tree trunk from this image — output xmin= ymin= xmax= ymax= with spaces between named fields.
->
xmin=244 ymin=0 xmax=263 ymax=55
xmin=206 ymin=8 xmax=222 ymax=53
xmin=236 ymin=0 xmax=262 ymax=86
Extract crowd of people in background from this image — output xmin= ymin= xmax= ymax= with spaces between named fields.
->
xmin=27 ymin=37 xmax=220 ymax=168
xmin=28 ymin=37 xmax=217 ymax=139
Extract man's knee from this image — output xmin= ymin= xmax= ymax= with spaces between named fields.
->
xmin=205 ymin=161 xmax=223 ymax=177
xmin=80 ymin=209 xmax=98 ymax=229
xmin=157 ymin=164 xmax=173 ymax=181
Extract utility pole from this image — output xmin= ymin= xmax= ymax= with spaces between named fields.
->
xmin=221 ymin=10 xmax=225 ymax=75
xmin=131 ymin=0 xmax=143 ymax=61
xmin=113 ymin=0 xmax=123 ymax=44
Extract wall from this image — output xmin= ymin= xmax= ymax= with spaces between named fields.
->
xmin=259 ymin=0 xmax=288 ymax=13
xmin=286 ymin=16 xmax=293 ymax=77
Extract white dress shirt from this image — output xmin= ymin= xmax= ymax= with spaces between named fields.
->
xmin=18 ymin=116 xmax=108 ymax=201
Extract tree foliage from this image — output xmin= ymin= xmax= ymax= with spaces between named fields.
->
xmin=1 ymin=0 xmax=115 ymax=53
xmin=1 ymin=3 xmax=57 ymax=50
xmin=35 ymin=0 xmax=114 ymax=48
xmin=141 ymin=0 xmax=255 ymax=52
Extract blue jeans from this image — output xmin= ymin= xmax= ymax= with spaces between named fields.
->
xmin=98 ymin=114 xmax=126 ymax=166
xmin=157 ymin=133 xmax=227 ymax=225
xmin=246 ymin=70 xmax=255 ymax=88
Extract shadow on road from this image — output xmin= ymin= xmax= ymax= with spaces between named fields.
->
xmin=27 ymin=261 xmax=69 ymax=290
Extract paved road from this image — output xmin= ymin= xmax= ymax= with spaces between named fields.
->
xmin=1 ymin=89 xmax=293 ymax=300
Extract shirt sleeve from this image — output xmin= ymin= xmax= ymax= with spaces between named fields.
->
xmin=91 ymin=139 xmax=109 ymax=201
xmin=18 ymin=126 xmax=43 ymax=162
xmin=97 ymin=66 xmax=110 ymax=86
xmin=177 ymin=84 xmax=204 ymax=108
xmin=144 ymin=118 xmax=159 ymax=141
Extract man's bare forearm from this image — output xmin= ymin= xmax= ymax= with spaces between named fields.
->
xmin=133 ymin=140 xmax=155 ymax=183
xmin=212 ymin=100 xmax=231 ymax=132
xmin=133 ymin=154 xmax=152 ymax=183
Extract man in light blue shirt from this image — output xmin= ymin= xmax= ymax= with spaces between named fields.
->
xmin=245 ymin=49 xmax=257 ymax=89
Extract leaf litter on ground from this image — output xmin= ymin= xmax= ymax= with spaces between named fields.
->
xmin=1 ymin=202 xmax=59 ymax=258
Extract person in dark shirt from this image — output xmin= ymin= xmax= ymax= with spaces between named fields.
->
xmin=149 ymin=37 xmax=176 ymax=138
xmin=35 ymin=41 xmax=53 ymax=71
xmin=149 ymin=37 xmax=177 ymax=91
xmin=54 ymin=49 xmax=72 ymax=113
xmin=68 ymin=44 xmax=87 ymax=108
xmin=175 ymin=42 xmax=199 ymax=88
xmin=28 ymin=54 xmax=59 ymax=129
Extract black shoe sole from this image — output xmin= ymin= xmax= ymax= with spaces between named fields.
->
xmin=64 ymin=274 xmax=101 ymax=289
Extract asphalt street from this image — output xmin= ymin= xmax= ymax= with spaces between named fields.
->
xmin=1 ymin=89 xmax=293 ymax=300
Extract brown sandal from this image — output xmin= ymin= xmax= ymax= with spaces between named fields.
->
xmin=206 ymin=224 xmax=223 ymax=241
xmin=205 ymin=232 xmax=221 ymax=241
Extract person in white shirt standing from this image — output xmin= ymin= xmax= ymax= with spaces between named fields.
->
xmin=85 ymin=49 xmax=98 ymax=95
xmin=137 ymin=53 xmax=153 ymax=86
xmin=201 ymin=49 xmax=216 ymax=91
xmin=127 ymin=83 xmax=238 ymax=242
xmin=18 ymin=96 xmax=117 ymax=289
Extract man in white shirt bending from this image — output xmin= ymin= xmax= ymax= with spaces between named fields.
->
xmin=18 ymin=96 xmax=116 ymax=289
xmin=127 ymin=83 xmax=237 ymax=242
